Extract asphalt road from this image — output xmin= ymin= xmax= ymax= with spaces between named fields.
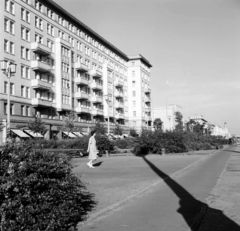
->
xmin=80 ymin=147 xmax=233 ymax=231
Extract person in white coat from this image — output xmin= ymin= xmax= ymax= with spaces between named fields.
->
xmin=87 ymin=130 xmax=99 ymax=168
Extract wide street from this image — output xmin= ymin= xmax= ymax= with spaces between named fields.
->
xmin=77 ymin=146 xmax=236 ymax=231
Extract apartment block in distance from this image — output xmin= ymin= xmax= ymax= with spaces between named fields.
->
xmin=0 ymin=0 xmax=152 ymax=144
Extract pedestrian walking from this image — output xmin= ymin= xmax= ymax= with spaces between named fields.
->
xmin=87 ymin=130 xmax=99 ymax=168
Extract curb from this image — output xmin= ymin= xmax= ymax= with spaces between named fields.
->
xmin=79 ymin=153 xmax=211 ymax=228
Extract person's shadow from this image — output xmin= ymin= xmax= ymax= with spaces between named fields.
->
xmin=93 ymin=161 xmax=103 ymax=167
xmin=142 ymin=156 xmax=240 ymax=231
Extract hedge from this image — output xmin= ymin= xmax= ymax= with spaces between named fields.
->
xmin=133 ymin=130 xmax=228 ymax=155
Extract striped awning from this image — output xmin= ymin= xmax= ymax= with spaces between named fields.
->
xmin=24 ymin=130 xmax=43 ymax=138
xmin=73 ymin=131 xmax=84 ymax=137
xmin=11 ymin=129 xmax=30 ymax=138
xmin=62 ymin=131 xmax=77 ymax=138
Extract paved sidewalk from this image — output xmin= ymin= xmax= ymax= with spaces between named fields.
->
xmin=71 ymin=150 xmax=215 ymax=229
xmin=196 ymin=145 xmax=240 ymax=231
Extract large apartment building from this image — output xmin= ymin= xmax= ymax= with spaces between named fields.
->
xmin=0 ymin=0 xmax=152 ymax=143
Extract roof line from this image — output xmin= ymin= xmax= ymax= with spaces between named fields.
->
xmin=45 ymin=0 xmax=129 ymax=60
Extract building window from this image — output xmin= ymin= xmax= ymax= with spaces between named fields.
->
xmin=132 ymin=81 xmax=136 ymax=87
xmin=21 ymin=86 xmax=25 ymax=97
xmin=47 ymin=8 xmax=54 ymax=20
xmin=26 ymin=106 xmax=30 ymax=116
xmin=4 ymin=82 xmax=8 ymax=93
xmin=133 ymin=101 xmax=136 ymax=107
xmin=132 ymin=71 xmax=135 ymax=77
xmin=21 ymin=27 xmax=30 ymax=41
xmin=35 ymin=16 xmax=43 ymax=30
xmin=21 ymin=8 xmax=30 ymax=23
xmin=35 ymin=0 xmax=43 ymax=13
xmin=5 ymin=0 xmax=15 ymax=14
xmin=47 ymin=23 xmax=54 ymax=36
xmin=133 ymin=111 xmax=136 ymax=117
xmin=26 ymin=67 xmax=30 ymax=79
xmin=133 ymin=91 xmax=136 ymax=97
xmin=4 ymin=18 xmax=15 ymax=34
xmin=4 ymin=103 xmax=14 ymax=115
xmin=10 ymin=83 xmax=14 ymax=95
xmin=133 ymin=121 xmax=136 ymax=127
xmin=4 ymin=40 xmax=14 ymax=54
xmin=47 ymin=40 xmax=54 ymax=53
xmin=35 ymin=34 xmax=43 ymax=44
xmin=132 ymin=62 xmax=135 ymax=66
xmin=26 ymin=87 xmax=30 ymax=98
xmin=21 ymin=105 xmax=25 ymax=116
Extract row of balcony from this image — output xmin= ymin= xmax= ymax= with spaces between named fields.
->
xmin=73 ymin=106 xmax=125 ymax=118
xmin=31 ymin=96 xmax=124 ymax=109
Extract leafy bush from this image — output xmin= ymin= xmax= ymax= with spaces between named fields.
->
xmin=95 ymin=134 xmax=113 ymax=154
xmin=111 ymin=138 xmax=137 ymax=149
xmin=0 ymin=142 xmax=95 ymax=230
xmin=129 ymin=128 xmax=138 ymax=137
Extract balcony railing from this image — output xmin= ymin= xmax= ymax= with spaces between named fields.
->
xmin=32 ymin=98 xmax=53 ymax=107
xmin=74 ymin=77 xmax=89 ymax=86
xmin=145 ymin=87 xmax=151 ymax=93
xmin=90 ymin=69 xmax=102 ymax=78
xmin=115 ymin=91 xmax=124 ymax=98
xmin=31 ymin=60 xmax=52 ymax=73
xmin=145 ymin=96 xmax=151 ymax=103
xmin=31 ymin=42 xmax=51 ymax=56
xmin=91 ymin=95 xmax=103 ymax=103
xmin=115 ymin=102 xmax=124 ymax=109
xmin=75 ymin=106 xmax=90 ymax=114
xmin=115 ymin=113 xmax=124 ymax=119
xmin=91 ymin=82 xmax=103 ymax=90
xmin=31 ymin=79 xmax=52 ymax=90
xmin=74 ymin=92 xmax=89 ymax=99
xmin=92 ymin=109 xmax=103 ymax=116
xmin=74 ymin=62 xmax=88 ymax=72
xmin=114 ymin=79 xmax=124 ymax=88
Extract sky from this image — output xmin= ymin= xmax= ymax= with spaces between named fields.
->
xmin=55 ymin=0 xmax=240 ymax=134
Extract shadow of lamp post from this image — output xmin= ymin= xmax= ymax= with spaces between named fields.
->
xmin=0 ymin=60 xmax=17 ymax=139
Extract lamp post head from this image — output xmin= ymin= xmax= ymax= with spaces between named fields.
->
xmin=10 ymin=63 xmax=17 ymax=74
xmin=0 ymin=60 xmax=17 ymax=73
xmin=0 ymin=60 xmax=7 ymax=72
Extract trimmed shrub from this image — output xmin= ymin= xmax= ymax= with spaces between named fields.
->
xmin=133 ymin=130 xmax=227 ymax=155
xmin=0 ymin=142 xmax=96 ymax=230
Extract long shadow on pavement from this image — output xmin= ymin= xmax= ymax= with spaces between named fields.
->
xmin=142 ymin=156 xmax=240 ymax=231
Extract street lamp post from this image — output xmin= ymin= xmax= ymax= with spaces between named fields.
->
xmin=104 ymin=94 xmax=111 ymax=135
xmin=0 ymin=61 xmax=17 ymax=135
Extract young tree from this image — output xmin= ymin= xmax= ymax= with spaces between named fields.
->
xmin=113 ymin=123 xmax=123 ymax=135
xmin=92 ymin=121 xmax=107 ymax=135
xmin=28 ymin=115 xmax=47 ymax=137
xmin=62 ymin=111 xmax=76 ymax=138
xmin=175 ymin=111 xmax=184 ymax=132
xmin=153 ymin=118 xmax=163 ymax=131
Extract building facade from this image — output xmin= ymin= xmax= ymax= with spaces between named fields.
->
xmin=152 ymin=105 xmax=182 ymax=131
xmin=0 ymin=0 xmax=152 ymax=143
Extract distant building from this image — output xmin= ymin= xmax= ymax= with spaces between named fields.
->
xmin=152 ymin=105 xmax=182 ymax=131
xmin=212 ymin=122 xmax=231 ymax=138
